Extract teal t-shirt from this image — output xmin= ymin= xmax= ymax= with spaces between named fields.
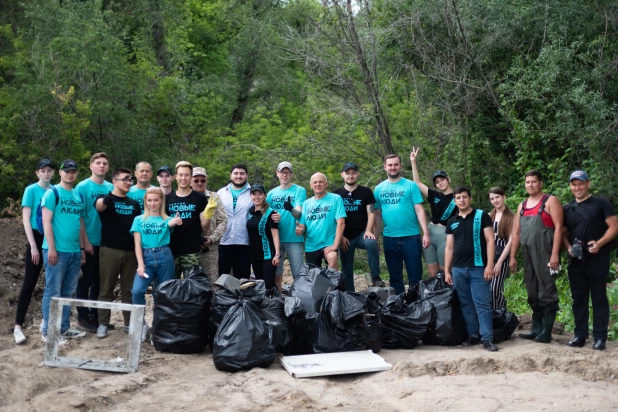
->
xmin=266 ymin=184 xmax=307 ymax=243
xmin=231 ymin=188 xmax=244 ymax=211
xmin=300 ymin=192 xmax=346 ymax=252
xmin=128 ymin=185 xmax=156 ymax=213
xmin=374 ymin=178 xmax=424 ymax=237
xmin=130 ymin=215 xmax=172 ymax=248
xmin=42 ymin=185 xmax=84 ymax=253
xmin=76 ymin=178 xmax=113 ymax=246
xmin=21 ymin=182 xmax=48 ymax=231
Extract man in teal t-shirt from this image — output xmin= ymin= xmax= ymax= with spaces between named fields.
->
xmin=374 ymin=154 xmax=431 ymax=294
xmin=128 ymin=161 xmax=156 ymax=212
xmin=74 ymin=152 xmax=113 ymax=332
xmin=41 ymin=159 xmax=87 ymax=342
xmin=298 ymin=172 xmax=346 ymax=270
xmin=267 ymin=161 xmax=307 ymax=283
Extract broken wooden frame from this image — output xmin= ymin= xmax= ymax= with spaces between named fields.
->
xmin=44 ymin=297 xmax=145 ymax=373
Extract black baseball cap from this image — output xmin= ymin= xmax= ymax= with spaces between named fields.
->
xmin=35 ymin=159 xmax=54 ymax=171
xmin=569 ymin=170 xmax=590 ymax=182
xmin=432 ymin=170 xmax=448 ymax=184
xmin=59 ymin=159 xmax=78 ymax=171
xmin=157 ymin=165 xmax=174 ymax=176
xmin=250 ymin=183 xmax=266 ymax=194
xmin=342 ymin=162 xmax=359 ymax=172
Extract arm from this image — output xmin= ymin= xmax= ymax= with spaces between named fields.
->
xmin=547 ymin=196 xmax=564 ymax=270
xmin=495 ymin=236 xmax=513 ymax=275
xmin=95 ymin=195 xmax=111 ymax=212
xmin=79 ymin=217 xmax=87 ymax=264
xmin=483 ymin=226 xmax=495 ymax=281
xmin=324 ymin=218 xmax=346 ymax=254
xmin=134 ymin=232 xmax=146 ymax=277
xmin=22 ymin=207 xmax=40 ymax=265
xmin=364 ymin=204 xmax=376 ymax=239
xmin=589 ymin=215 xmax=618 ymax=254
xmin=414 ymin=203 xmax=431 ymax=249
xmin=295 ymin=222 xmax=306 ymax=236
xmin=410 ymin=147 xmax=429 ymax=197
xmin=509 ymin=204 xmax=522 ymax=272
xmin=271 ymin=228 xmax=281 ymax=266
xmin=200 ymin=211 xmax=211 ymax=233
xmin=444 ymin=234 xmax=454 ymax=285
xmin=562 ymin=226 xmax=573 ymax=256
xmin=42 ymin=207 xmax=57 ymax=265
xmin=206 ymin=194 xmax=228 ymax=245
xmin=168 ymin=213 xmax=183 ymax=228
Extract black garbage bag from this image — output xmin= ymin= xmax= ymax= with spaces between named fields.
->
xmin=260 ymin=288 xmax=291 ymax=354
xmin=284 ymin=296 xmax=317 ymax=355
xmin=209 ymin=279 xmax=266 ymax=347
xmin=419 ymin=275 xmax=467 ymax=346
xmin=492 ymin=308 xmax=519 ymax=343
xmin=311 ymin=291 xmax=381 ymax=353
xmin=378 ymin=293 xmax=435 ymax=349
xmin=152 ymin=267 xmax=212 ymax=353
xmin=289 ymin=264 xmax=342 ymax=314
xmin=213 ymin=297 xmax=275 ymax=372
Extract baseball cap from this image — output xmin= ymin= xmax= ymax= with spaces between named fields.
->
xmin=277 ymin=161 xmax=293 ymax=172
xmin=193 ymin=167 xmax=207 ymax=177
xmin=157 ymin=165 xmax=174 ymax=176
xmin=341 ymin=162 xmax=359 ymax=172
xmin=59 ymin=159 xmax=78 ymax=171
xmin=432 ymin=170 xmax=448 ymax=183
xmin=36 ymin=159 xmax=54 ymax=171
xmin=569 ymin=170 xmax=590 ymax=182
xmin=250 ymin=183 xmax=266 ymax=194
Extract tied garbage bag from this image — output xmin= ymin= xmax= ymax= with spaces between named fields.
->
xmin=152 ymin=266 xmax=212 ymax=353
xmin=311 ymin=291 xmax=381 ymax=353
xmin=289 ymin=264 xmax=342 ymax=314
xmin=284 ymin=296 xmax=317 ymax=355
xmin=261 ymin=288 xmax=290 ymax=354
xmin=419 ymin=274 xmax=467 ymax=346
xmin=492 ymin=308 xmax=519 ymax=343
xmin=378 ymin=293 xmax=435 ymax=349
xmin=213 ymin=297 xmax=275 ymax=372
xmin=209 ymin=279 xmax=266 ymax=346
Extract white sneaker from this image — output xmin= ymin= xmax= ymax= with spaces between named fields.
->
xmin=62 ymin=328 xmax=86 ymax=339
xmin=14 ymin=329 xmax=27 ymax=345
xmin=96 ymin=325 xmax=108 ymax=339
xmin=141 ymin=323 xmax=150 ymax=343
xmin=39 ymin=319 xmax=44 ymax=333
xmin=41 ymin=334 xmax=67 ymax=346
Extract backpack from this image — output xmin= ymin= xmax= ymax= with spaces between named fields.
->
xmin=36 ymin=186 xmax=84 ymax=235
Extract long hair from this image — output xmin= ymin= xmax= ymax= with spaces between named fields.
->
xmin=143 ymin=188 xmax=169 ymax=220
xmin=488 ymin=187 xmax=514 ymax=239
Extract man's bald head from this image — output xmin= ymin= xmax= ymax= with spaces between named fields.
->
xmin=310 ymin=172 xmax=328 ymax=197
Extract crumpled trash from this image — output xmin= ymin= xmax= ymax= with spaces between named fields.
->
xmin=289 ymin=264 xmax=342 ymax=314
xmin=379 ymin=293 xmax=435 ymax=349
xmin=260 ymin=288 xmax=291 ymax=354
xmin=419 ymin=274 xmax=467 ymax=346
xmin=492 ymin=308 xmax=520 ymax=343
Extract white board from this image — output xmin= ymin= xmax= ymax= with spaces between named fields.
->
xmin=280 ymin=350 xmax=392 ymax=378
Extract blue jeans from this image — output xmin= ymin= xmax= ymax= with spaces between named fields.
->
xmin=42 ymin=250 xmax=82 ymax=335
xmin=131 ymin=246 xmax=175 ymax=305
xmin=452 ymin=266 xmax=493 ymax=342
xmin=340 ymin=233 xmax=381 ymax=292
xmin=383 ymin=235 xmax=422 ymax=295
xmin=275 ymin=242 xmax=304 ymax=278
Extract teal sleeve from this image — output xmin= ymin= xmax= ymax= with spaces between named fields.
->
xmin=373 ymin=187 xmax=382 ymax=210
xmin=130 ymin=216 xmax=141 ymax=234
xmin=22 ymin=186 xmax=34 ymax=208
xmin=41 ymin=188 xmax=57 ymax=214
xmin=300 ymin=203 xmax=307 ymax=225
xmin=411 ymin=183 xmax=423 ymax=205
xmin=334 ymin=196 xmax=347 ymax=220
xmin=296 ymin=187 xmax=307 ymax=207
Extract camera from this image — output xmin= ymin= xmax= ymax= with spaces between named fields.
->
xmin=571 ymin=238 xmax=584 ymax=260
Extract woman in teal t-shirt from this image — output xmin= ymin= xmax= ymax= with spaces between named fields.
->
xmin=130 ymin=188 xmax=182 ymax=341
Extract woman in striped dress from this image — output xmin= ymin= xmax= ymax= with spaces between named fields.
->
xmin=488 ymin=187 xmax=514 ymax=310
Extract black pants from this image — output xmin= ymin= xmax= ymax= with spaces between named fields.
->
xmin=568 ymin=258 xmax=610 ymax=340
xmin=305 ymin=248 xmax=328 ymax=267
xmin=218 ymin=244 xmax=251 ymax=279
xmin=76 ymin=246 xmax=100 ymax=322
xmin=251 ymin=259 xmax=277 ymax=290
xmin=15 ymin=231 xmax=45 ymax=326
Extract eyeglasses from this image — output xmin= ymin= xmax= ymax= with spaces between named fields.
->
xmin=192 ymin=179 xmax=206 ymax=183
xmin=114 ymin=177 xmax=134 ymax=184
xmin=278 ymin=171 xmax=291 ymax=175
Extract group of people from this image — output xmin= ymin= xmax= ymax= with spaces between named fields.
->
xmin=12 ymin=149 xmax=618 ymax=354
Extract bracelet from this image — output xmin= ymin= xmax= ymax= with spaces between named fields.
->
xmin=80 ymin=248 xmax=85 ymax=251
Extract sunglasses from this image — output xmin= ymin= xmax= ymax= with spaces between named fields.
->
xmin=192 ymin=179 xmax=206 ymax=183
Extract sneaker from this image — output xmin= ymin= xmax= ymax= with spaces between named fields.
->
xmin=62 ymin=328 xmax=87 ymax=339
xmin=462 ymin=336 xmax=481 ymax=347
xmin=483 ymin=340 xmax=498 ymax=352
xmin=141 ymin=323 xmax=150 ymax=343
xmin=39 ymin=319 xmax=44 ymax=333
xmin=77 ymin=319 xmax=98 ymax=333
xmin=106 ymin=323 xmax=116 ymax=331
xmin=96 ymin=325 xmax=108 ymax=339
xmin=41 ymin=334 xmax=67 ymax=346
xmin=14 ymin=329 xmax=27 ymax=345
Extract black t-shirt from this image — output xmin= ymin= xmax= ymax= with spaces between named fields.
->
xmin=428 ymin=188 xmax=457 ymax=225
xmin=246 ymin=206 xmax=278 ymax=260
xmin=333 ymin=185 xmax=376 ymax=239
xmin=166 ymin=190 xmax=208 ymax=255
xmin=98 ymin=194 xmax=141 ymax=251
xmin=446 ymin=208 xmax=493 ymax=267
xmin=563 ymin=196 xmax=615 ymax=261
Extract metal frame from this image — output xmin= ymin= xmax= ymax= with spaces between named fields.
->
xmin=44 ymin=297 xmax=145 ymax=373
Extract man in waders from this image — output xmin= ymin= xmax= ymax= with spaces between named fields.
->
xmin=510 ymin=170 xmax=563 ymax=343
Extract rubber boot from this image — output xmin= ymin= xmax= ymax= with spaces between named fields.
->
xmin=519 ymin=310 xmax=542 ymax=340
xmin=534 ymin=309 xmax=557 ymax=343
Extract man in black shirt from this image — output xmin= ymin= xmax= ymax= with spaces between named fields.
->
xmin=95 ymin=168 xmax=141 ymax=338
xmin=562 ymin=170 xmax=618 ymax=350
xmin=333 ymin=162 xmax=382 ymax=291
xmin=445 ymin=186 xmax=497 ymax=351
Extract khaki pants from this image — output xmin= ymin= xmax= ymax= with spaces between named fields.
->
xmin=98 ymin=247 xmax=137 ymax=326
xmin=199 ymin=245 xmax=219 ymax=284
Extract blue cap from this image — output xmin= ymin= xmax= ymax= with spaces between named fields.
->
xmin=569 ymin=170 xmax=590 ymax=182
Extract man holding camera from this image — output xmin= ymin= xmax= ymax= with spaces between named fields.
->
xmin=562 ymin=170 xmax=618 ymax=350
